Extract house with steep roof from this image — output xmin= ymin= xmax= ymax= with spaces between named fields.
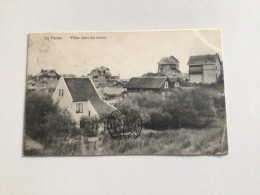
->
xmin=158 ymin=56 xmax=180 ymax=76
xmin=124 ymin=77 xmax=177 ymax=98
xmin=87 ymin=66 xmax=112 ymax=87
xmin=27 ymin=69 xmax=61 ymax=93
xmin=53 ymin=77 xmax=115 ymax=125
xmin=187 ymin=53 xmax=223 ymax=84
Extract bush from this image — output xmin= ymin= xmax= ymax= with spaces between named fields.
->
xmin=80 ymin=116 xmax=100 ymax=137
xmin=213 ymin=95 xmax=226 ymax=108
xmin=162 ymin=90 xmax=202 ymax=128
xmin=116 ymin=88 xmax=215 ymax=130
xmin=25 ymin=91 xmax=58 ymax=142
xmin=43 ymin=109 xmax=77 ymax=145
xmin=148 ymin=112 xmax=172 ymax=130
xmin=188 ymin=88 xmax=215 ymax=117
xmin=25 ymin=91 xmax=77 ymax=145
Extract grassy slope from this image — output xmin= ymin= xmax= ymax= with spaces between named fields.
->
xmin=96 ymin=119 xmax=227 ymax=156
xmin=70 ymin=108 xmax=228 ymax=156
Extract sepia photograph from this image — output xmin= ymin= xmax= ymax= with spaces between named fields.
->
xmin=24 ymin=30 xmax=228 ymax=156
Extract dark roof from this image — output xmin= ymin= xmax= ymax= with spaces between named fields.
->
xmin=169 ymin=77 xmax=178 ymax=83
xmin=34 ymin=69 xmax=60 ymax=78
xmin=95 ymin=66 xmax=110 ymax=71
xmin=27 ymin=80 xmax=35 ymax=84
xmin=64 ymin=78 xmax=115 ymax=115
xmin=158 ymin=56 xmax=179 ymax=65
xmin=187 ymin=54 xmax=221 ymax=65
xmin=125 ymin=77 xmax=168 ymax=89
xmin=89 ymin=66 xmax=111 ymax=75
xmin=110 ymin=81 xmax=124 ymax=87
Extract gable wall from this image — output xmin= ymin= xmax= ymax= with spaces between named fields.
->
xmin=160 ymin=80 xmax=173 ymax=89
xmin=53 ymin=78 xmax=73 ymax=110
xmin=53 ymin=78 xmax=99 ymax=125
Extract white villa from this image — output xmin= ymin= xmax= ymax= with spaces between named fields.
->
xmin=53 ymin=77 xmax=115 ymax=125
xmin=188 ymin=53 xmax=223 ymax=84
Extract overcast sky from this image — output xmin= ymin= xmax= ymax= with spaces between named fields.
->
xmin=27 ymin=30 xmax=223 ymax=79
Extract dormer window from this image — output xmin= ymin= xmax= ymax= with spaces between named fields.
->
xmin=165 ymin=81 xmax=168 ymax=88
xmin=59 ymin=89 xmax=64 ymax=96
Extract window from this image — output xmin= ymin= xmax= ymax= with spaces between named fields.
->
xmin=76 ymin=103 xmax=83 ymax=113
xmin=59 ymin=89 xmax=64 ymax=96
xmin=88 ymin=111 xmax=91 ymax=116
xmin=165 ymin=81 xmax=168 ymax=89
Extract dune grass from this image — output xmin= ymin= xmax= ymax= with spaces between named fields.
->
xmin=96 ymin=120 xmax=227 ymax=156
xmin=25 ymin=109 xmax=227 ymax=156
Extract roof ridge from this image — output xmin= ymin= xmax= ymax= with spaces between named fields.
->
xmin=190 ymin=53 xmax=218 ymax=57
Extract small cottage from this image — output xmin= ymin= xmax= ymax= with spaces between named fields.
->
xmin=124 ymin=76 xmax=176 ymax=97
xmin=27 ymin=69 xmax=61 ymax=92
xmin=53 ymin=77 xmax=115 ymax=125
xmin=87 ymin=66 xmax=111 ymax=87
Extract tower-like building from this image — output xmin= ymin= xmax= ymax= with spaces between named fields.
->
xmin=158 ymin=56 xmax=180 ymax=76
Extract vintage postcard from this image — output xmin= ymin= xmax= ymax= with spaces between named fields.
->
xmin=24 ymin=30 xmax=228 ymax=156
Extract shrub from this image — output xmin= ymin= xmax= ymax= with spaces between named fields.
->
xmin=25 ymin=91 xmax=58 ymax=142
xmin=213 ymin=95 xmax=226 ymax=108
xmin=25 ymin=91 xmax=77 ymax=145
xmin=188 ymin=88 xmax=215 ymax=117
xmin=80 ymin=116 xmax=100 ymax=137
xmin=162 ymin=90 xmax=202 ymax=128
xmin=43 ymin=109 xmax=77 ymax=145
xmin=116 ymin=88 xmax=215 ymax=130
xmin=148 ymin=112 xmax=172 ymax=130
